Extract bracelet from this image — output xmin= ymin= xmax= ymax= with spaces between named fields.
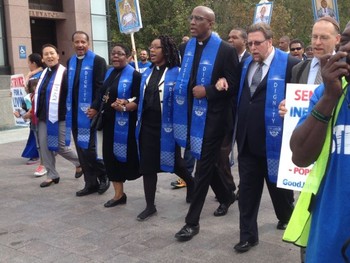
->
xmin=311 ymin=109 xmax=331 ymax=124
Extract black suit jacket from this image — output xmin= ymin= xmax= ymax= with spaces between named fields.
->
xmin=180 ymin=37 xmax=240 ymax=141
xmin=236 ymin=53 xmax=299 ymax=157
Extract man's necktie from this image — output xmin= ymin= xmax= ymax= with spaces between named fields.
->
xmin=314 ymin=64 xmax=323 ymax=84
xmin=250 ymin=63 xmax=263 ymax=96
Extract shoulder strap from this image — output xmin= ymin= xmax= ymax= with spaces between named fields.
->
xmin=296 ymin=59 xmax=311 ymax=83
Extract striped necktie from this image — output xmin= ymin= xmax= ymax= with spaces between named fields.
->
xmin=250 ymin=63 xmax=263 ymax=96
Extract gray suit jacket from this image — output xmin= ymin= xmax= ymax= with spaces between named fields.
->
xmin=290 ymin=59 xmax=312 ymax=84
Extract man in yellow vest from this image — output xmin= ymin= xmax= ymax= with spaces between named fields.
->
xmin=283 ymin=21 xmax=350 ymax=263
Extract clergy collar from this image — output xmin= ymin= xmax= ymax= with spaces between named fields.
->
xmin=77 ymin=55 xmax=85 ymax=60
xmin=48 ymin=64 xmax=59 ymax=71
xmin=155 ymin=64 xmax=166 ymax=71
xmin=197 ymin=35 xmax=211 ymax=46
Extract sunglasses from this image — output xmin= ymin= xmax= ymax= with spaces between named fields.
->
xmin=290 ymin=47 xmax=303 ymax=51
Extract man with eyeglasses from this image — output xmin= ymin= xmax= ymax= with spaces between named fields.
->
xmin=66 ymin=31 xmax=110 ymax=197
xmin=279 ymin=17 xmax=340 ymax=116
xmin=289 ymin=39 xmax=307 ymax=61
xmin=228 ymin=22 xmax=298 ymax=253
xmin=173 ymin=5 xmax=240 ymax=242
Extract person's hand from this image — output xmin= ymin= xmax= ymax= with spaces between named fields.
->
xmin=111 ymin=100 xmax=125 ymax=112
xmin=23 ymin=111 xmax=31 ymax=120
xmin=278 ymin=99 xmax=287 ymax=118
xmin=116 ymin=98 xmax=128 ymax=106
xmin=86 ymin=108 xmax=98 ymax=119
xmin=13 ymin=111 xmax=20 ymax=118
xmin=192 ymin=85 xmax=206 ymax=99
xmin=320 ymin=52 xmax=350 ymax=100
xmin=215 ymin=77 xmax=228 ymax=91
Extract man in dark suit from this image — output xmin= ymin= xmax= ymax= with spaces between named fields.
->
xmin=233 ymin=23 xmax=298 ymax=253
xmin=173 ymin=6 xmax=240 ymax=242
xmin=66 ymin=31 xmax=110 ymax=196
xmin=228 ymin=28 xmax=250 ymax=63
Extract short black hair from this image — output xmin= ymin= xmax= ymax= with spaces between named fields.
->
xmin=72 ymin=31 xmax=90 ymax=41
xmin=41 ymin=44 xmax=59 ymax=55
xmin=112 ymin=43 xmax=131 ymax=57
xmin=289 ymin=39 xmax=305 ymax=49
xmin=28 ymin=53 xmax=44 ymax=68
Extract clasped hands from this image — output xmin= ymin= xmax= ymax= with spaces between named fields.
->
xmin=111 ymin=98 xmax=128 ymax=112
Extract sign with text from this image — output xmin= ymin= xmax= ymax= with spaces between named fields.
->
xmin=277 ymin=83 xmax=318 ymax=191
xmin=10 ymin=74 xmax=29 ymax=126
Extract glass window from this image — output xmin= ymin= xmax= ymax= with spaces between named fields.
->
xmin=28 ymin=0 xmax=63 ymax=12
xmin=90 ymin=0 xmax=109 ymax=63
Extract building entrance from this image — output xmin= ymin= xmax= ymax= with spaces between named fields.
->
xmin=30 ymin=18 xmax=57 ymax=54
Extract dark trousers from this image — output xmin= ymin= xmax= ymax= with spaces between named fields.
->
xmin=237 ymin=142 xmax=294 ymax=243
xmin=142 ymin=146 xmax=194 ymax=207
xmin=216 ymin=130 xmax=236 ymax=192
xmin=72 ymin=127 xmax=106 ymax=188
xmin=185 ymin=135 xmax=232 ymax=226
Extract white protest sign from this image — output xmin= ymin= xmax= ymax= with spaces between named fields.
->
xmin=277 ymin=83 xmax=318 ymax=191
xmin=10 ymin=74 xmax=29 ymax=127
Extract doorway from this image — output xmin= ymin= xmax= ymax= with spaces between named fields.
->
xmin=30 ymin=18 xmax=57 ymax=54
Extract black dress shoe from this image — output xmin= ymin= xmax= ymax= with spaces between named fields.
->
xmin=276 ymin=221 xmax=288 ymax=230
xmin=214 ymin=203 xmax=230 ymax=217
xmin=40 ymin=177 xmax=60 ymax=188
xmin=175 ymin=224 xmax=200 ymax=242
xmin=104 ymin=194 xmax=127 ymax=207
xmin=136 ymin=206 xmax=157 ymax=221
xmin=75 ymin=167 xmax=83 ymax=178
xmin=98 ymin=178 xmax=110 ymax=194
xmin=233 ymin=240 xmax=259 ymax=253
xmin=76 ymin=186 xmax=98 ymax=196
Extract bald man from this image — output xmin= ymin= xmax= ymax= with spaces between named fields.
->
xmin=174 ymin=6 xmax=240 ymax=241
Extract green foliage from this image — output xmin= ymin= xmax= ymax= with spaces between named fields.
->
xmin=107 ymin=0 xmax=350 ymax=57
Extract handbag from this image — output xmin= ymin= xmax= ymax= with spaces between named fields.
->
xmin=91 ymin=109 xmax=104 ymax=131
xmin=91 ymin=87 xmax=111 ymax=131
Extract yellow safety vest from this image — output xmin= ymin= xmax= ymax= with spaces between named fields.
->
xmin=283 ymin=79 xmax=348 ymax=247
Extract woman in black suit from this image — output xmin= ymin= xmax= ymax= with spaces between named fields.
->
xmin=101 ymin=43 xmax=141 ymax=207
xmin=136 ymin=35 xmax=194 ymax=221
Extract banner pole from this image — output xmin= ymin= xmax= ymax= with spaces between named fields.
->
xmin=130 ymin=32 xmax=138 ymax=71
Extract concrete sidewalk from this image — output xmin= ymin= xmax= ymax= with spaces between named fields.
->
xmin=0 ymin=129 xmax=299 ymax=263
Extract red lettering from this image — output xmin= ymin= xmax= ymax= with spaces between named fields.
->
xmin=293 ymin=167 xmax=311 ymax=175
xmin=294 ymin=90 xmax=314 ymax=101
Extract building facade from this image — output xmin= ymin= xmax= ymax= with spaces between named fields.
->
xmin=0 ymin=0 xmax=109 ymax=129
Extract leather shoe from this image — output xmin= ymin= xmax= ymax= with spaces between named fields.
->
xmin=214 ymin=193 xmax=235 ymax=217
xmin=76 ymin=186 xmax=98 ymax=196
xmin=233 ymin=240 xmax=259 ymax=253
xmin=74 ymin=167 xmax=83 ymax=178
xmin=98 ymin=178 xmax=110 ymax=195
xmin=175 ymin=224 xmax=200 ymax=242
xmin=214 ymin=203 xmax=230 ymax=216
xmin=137 ymin=206 xmax=157 ymax=221
xmin=276 ymin=221 xmax=288 ymax=230
xmin=104 ymin=194 xmax=127 ymax=207
xmin=40 ymin=177 xmax=60 ymax=188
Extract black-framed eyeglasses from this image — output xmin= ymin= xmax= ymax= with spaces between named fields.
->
xmin=148 ymin=46 xmax=162 ymax=51
xmin=290 ymin=47 xmax=303 ymax=51
xmin=188 ymin=15 xmax=211 ymax=22
xmin=112 ymin=52 xmax=126 ymax=57
xmin=247 ymin=40 xmax=267 ymax=47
